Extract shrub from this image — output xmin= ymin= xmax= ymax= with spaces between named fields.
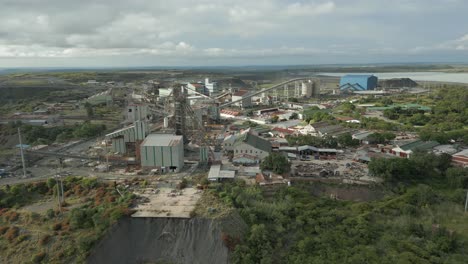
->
xmin=31 ymin=251 xmax=46 ymax=263
xmin=16 ymin=234 xmax=28 ymax=243
xmin=73 ymin=185 xmax=83 ymax=195
xmin=52 ymin=222 xmax=62 ymax=231
xmin=0 ymin=208 xmax=9 ymax=216
xmin=221 ymin=232 xmax=240 ymax=251
xmin=46 ymin=209 xmax=55 ymax=219
xmin=0 ymin=226 xmax=9 ymax=234
xmin=5 ymin=226 xmax=19 ymax=242
xmin=39 ymin=234 xmax=50 ymax=246
xmin=178 ymin=178 xmax=188 ymax=189
xmin=5 ymin=211 xmax=19 ymax=222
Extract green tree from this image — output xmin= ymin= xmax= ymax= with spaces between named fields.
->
xmin=270 ymin=116 xmax=279 ymax=123
xmin=261 ymin=153 xmax=290 ymax=174
xmin=446 ymin=167 xmax=468 ymax=189
xmin=337 ymin=133 xmax=360 ymax=147
xmin=84 ymin=102 xmax=94 ymax=117
xmin=289 ymin=112 xmax=299 ymax=120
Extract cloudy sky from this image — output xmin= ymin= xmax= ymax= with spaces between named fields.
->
xmin=1 ymin=0 xmax=467 ymax=67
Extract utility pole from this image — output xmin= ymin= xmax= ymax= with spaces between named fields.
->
xmin=106 ymin=142 xmax=110 ymax=172
xmin=58 ymin=158 xmax=65 ymax=203
xmin=60 ymin=177 xmax=64 ymax=203
xmin=17 ymin=128 xmax=27 ymax=178
xmin=465 ymin=190 xmax=468 ymax=213
xmin=56 ymin=175 xmax=61 ymax=213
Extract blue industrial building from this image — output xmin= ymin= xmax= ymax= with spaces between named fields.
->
xmin=339 ymin=75 xmax=378 ymax=91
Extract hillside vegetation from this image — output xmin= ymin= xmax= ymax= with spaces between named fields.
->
xmin=212 ymin=153 xmax=468 ymax=263
xmin=0 ymin=177 xmax=135 ymax=263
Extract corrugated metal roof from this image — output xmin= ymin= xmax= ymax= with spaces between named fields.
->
xmin=141 ymin=134 xmax=182 ymax=147
xmin=105 ymin=125 xmax=135 ymax=138
xmin=234 ymin=133 xmax=272 ymax=152
xmin=399 ymin=140 xmax=439 ymax=151
xmin=453 ymin=149 xmax=468 ymax=157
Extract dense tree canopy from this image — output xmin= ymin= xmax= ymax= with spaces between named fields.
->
xmin=4 ymin=122 xmax=107 ymax=145
xmin=215 ymin=180 xmax=468 ymax=264
xmin=261 ymin=153 xmax=291 ymax=174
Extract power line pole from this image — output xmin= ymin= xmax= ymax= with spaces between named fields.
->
xmin=58 ymin=158 xmax=65 ymax=203
xmin=55 ymin=175 xmax=61 ymax=213
xmin=17 ymin=127 xmax=27 ymax=178
xmin=60 ymin=177 xmax=64 ymax=203
xmin=465 ymin=190 xmax=468 ymax=213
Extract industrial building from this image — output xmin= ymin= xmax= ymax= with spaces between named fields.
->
xmin=257 ymin=79 xmax=320 ymax=103
xmin=85 ymin=89 xmax=113 ymax=105
xmin=231 ymin=90 xmax=252 ymax=108
xmin=301 ymin=81 xmax=319 ymax=98
xmin=208 ymin=164 xmax=235 ymax=182
xmin=126 ymin=104 xmax=149 ymax=123
xmin=233 ymin=132 xmax=272 ymax=160
xmin=388 ymin=140 xmax=439 ymax=158
xmin=140 ymin=134 xmax=184 ymax=172
xmin=204 ymin=78 xmax=218 ymax=95
xmin=106 ymin=120 xmax=148 ymax=154
xmin=340 ymin=75 xmax=378 ymax=91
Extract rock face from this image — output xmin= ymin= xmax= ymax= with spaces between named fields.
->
xmin=87 ymin=218 xmax=229 ymax=264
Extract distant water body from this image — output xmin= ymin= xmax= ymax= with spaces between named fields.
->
xmin=319 ymin=72 xmax=468 ymax=84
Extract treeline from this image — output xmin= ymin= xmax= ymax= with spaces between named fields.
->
xmin=3 ymin=121 xmax=106 ymax=145
xmin=214 ymin=180 xmax=468 ymax=263
xmin=369 ymin=151 xmax=467 ymax=187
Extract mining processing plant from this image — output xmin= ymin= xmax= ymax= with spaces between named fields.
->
xmin=100 ymin=78 xmax=320 ymax=172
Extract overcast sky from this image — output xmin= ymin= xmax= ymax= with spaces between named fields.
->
xmin=1 ymin=0 xmax=467 ymax=67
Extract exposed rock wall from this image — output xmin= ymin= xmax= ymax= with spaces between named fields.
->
xmin=87 ymin=218 xmax=229 ymax=264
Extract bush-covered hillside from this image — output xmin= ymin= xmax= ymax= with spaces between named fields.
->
xmin=213 ymin=154 xmax=468 ymax=263
xmin=0 ymin=177 xmax=135 ymax=263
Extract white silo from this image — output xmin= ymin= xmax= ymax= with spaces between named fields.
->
xmin=301 ymin=81 xmax=313 ymax=98
xmin=163 ymin=117 xmax=169 ymax=128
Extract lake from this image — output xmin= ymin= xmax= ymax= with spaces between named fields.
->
xmin=319 ymin=72 xmax=468 ymax=84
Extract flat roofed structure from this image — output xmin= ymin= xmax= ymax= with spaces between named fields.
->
xmin=142 ymin=134 xmax=182 ymax=147
xmin=208 ymin=165 xmax=236 ymax=181
xmin=140 ymin=134 xmax=184 ymax=172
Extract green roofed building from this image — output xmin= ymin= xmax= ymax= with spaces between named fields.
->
xmin=391 ymin=140 xmax=439 ymax=158
xmin=233 ymin=132 xmax=272 ymax=160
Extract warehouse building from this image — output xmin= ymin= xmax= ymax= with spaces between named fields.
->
xmin=106 ymin=120 xmax=148 ymax=154
xmin=140 ymin=134 xmax=184 ymax=172
xmin=340 ymin=75 xmax=378 ymax=91
xmin=231 ymin=90 xmax=252 ymax=108
xmin=233 ymin=132 xmax=272 ymax=160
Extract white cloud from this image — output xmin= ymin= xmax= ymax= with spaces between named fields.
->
xmin=0 ymin=0 xmax=468 ymax=65
xmin=286 ymin=1 xmax=335 ymax=16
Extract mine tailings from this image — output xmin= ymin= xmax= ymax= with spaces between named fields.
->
xmin=87 ymin=217 xmax=229 ymax=264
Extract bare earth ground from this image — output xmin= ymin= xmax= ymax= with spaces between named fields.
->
xmin=132 ymin=187 xmax=202 ymax=218
xmin=20 ymin=199 xmax=56 ymax=214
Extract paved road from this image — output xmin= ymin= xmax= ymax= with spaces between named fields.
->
xmin=0 ymin=161 xmax=201 ymax=186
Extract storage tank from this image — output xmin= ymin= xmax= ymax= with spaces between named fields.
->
xmin=301 ymin=82 xmax=313 ymax=97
